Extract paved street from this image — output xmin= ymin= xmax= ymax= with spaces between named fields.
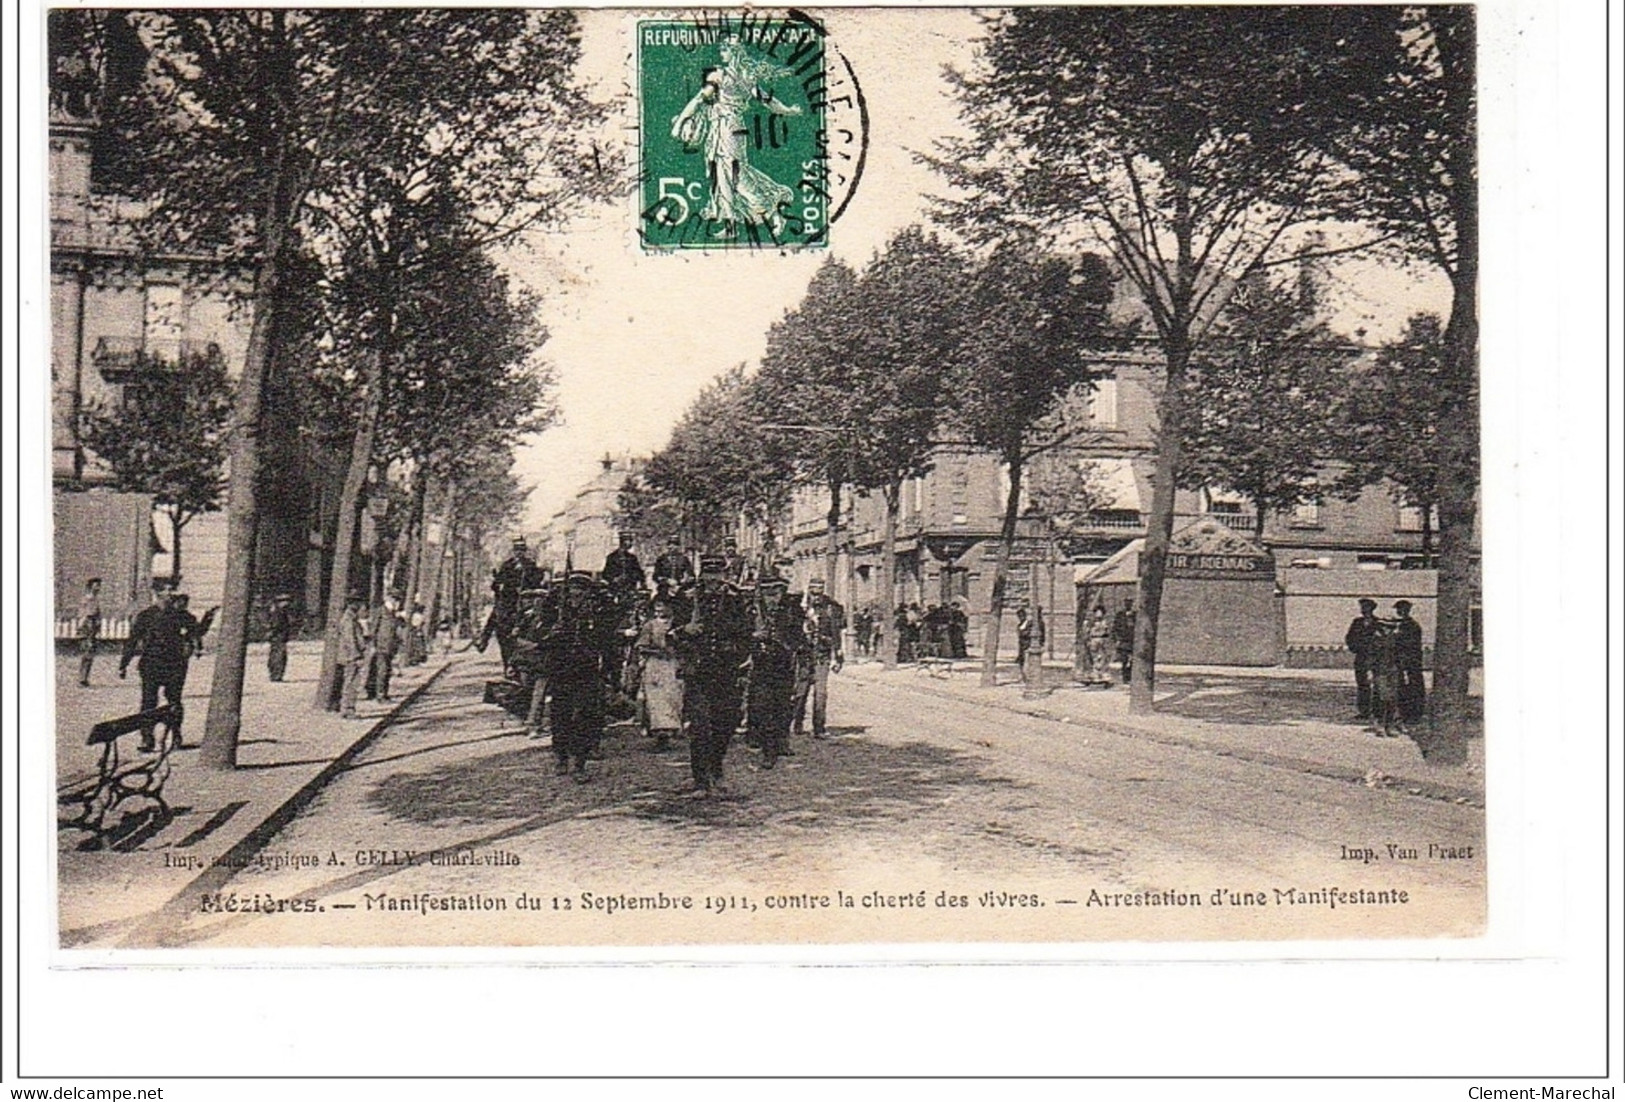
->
xmin=145 ymin=655 xmax=1485 ymax=948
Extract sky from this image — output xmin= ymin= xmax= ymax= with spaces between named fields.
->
xmin=505 ymin=8 xmax=1451 ymax=530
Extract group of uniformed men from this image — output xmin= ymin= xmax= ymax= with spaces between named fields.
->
xmin=479 ymin=532 xmax=845 ymax=795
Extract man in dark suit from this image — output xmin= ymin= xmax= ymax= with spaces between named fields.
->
xmin=653 ymin=535 xmax=694 ymax=593
xmin=479 ymin=536 xmax=545 ymax=664
xmin=1344 ymin=598 xmax=1381 ymax=719
xmin=1392 ymin=600 xmax=1426 ymax=724
xmin=748 ymin=577 xmax=803 ymax=769
xmin=675 ymin=555 xmax=751 ymax=796
xmin=794 ymin=577 xmax=845 ymax=740
xmin=120 ymin=587 xmax=202 ymax=750
xmin=602 ymin=531 xmax=646 ymax=591
xmin=1112 ymin=599 xmax=1136 ymax=685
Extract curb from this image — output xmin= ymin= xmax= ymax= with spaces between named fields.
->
xmin=118 ymin=659 xmax=458 ymax=948
xmin=852 ymin=667 xmax=1484 ymax=810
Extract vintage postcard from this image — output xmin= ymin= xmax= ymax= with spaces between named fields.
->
xmin=41 ymin=6 xmax=1490 ymax=955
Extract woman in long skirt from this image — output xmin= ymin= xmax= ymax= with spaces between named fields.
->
xmin=1086 ymin=605 xmax=1114 ymax=686
xmin=635 ymin=600 xmax=684 ymax=751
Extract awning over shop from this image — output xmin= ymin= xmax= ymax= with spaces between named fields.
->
xmin=1085 ymin=457 xmax=1142 ymax=512
xmin=1078 ymin=538 xmax=1141 ymax=586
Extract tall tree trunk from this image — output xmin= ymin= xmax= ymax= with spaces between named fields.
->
xmin=168 ymin=511 xmax=184 ymax=585
xmin=314 ymin=348 xmax=383 ymax=710
xmin=1423 ymin=10 xmax=1478 ymax=765
xmin=199 ymin=81 xmax=295 ymax=768
xmin=405 ymin=473 xmax=433 ymax=616
xmin=1130 ymin=149 xmax=1194 ymax=716
xmin=425 ymin=483 xmax=456 ymax=633
xmin=980 ymin=448 xmax=1024 ymax=687
xmin=824 ymin=468 xmax=842 ymax=596
xmin=1131 ymin=368 xmax=1185 ymax=714
xmin=878 ymin=480 xmax=900 ymax=670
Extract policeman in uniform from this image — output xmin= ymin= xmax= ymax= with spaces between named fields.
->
xmin=653 ymin=535 xmax=694 ymax=594
xmin=602 ymin=531 xmax=646 ymax=593
xmin=509 ymin=581 xmax=559 ymax=739
xmin=479 ymin=536 xmax=545 ymax=667
xmin=541 ymin=572 xmax=610 ymax=778
xmin=675 ymin=555 xmax=751 ymax=795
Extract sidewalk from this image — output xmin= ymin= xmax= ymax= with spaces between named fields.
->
xmin=56 ymin=640 xmax=454 ymax=947
xmin=842 ymin=658 xmax=1485 ymax=807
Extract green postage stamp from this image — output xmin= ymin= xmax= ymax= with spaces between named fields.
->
xmin=637 ymin=15 xmax=832 ymax=250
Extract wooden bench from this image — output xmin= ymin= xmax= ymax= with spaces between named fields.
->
xmin=57 ymin=704 xmax=180 ymax=848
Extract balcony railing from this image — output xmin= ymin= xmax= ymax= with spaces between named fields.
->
xmin=1080 ymin=511 xmax=1144 ymax=531
xmin=1205 ymin=511 xmax=1259 ymax=534
xmin=92 ymin=337 xmax=223 ymax=383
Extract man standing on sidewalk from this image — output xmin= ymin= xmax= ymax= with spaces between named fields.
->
xmin=75 ymin=577 xmax=102 ymax=686
xmin=266 ymin=593 xmax=295 ymax=682
xmin=1392 ymin=600 xmax=1426 ymax=725
xmin=1112 ymin=598 xmax=1136 ymax=686
xmin=1345 ymin=598 xmax=1380 ymax=719
xmin=119 ymin=588 xmax=202 ymax=750
xmin=793 ymin=577 xmax=844 ymax=741
xmin=336 ymin=594 xmax=370 ymax=719
xmin=369 ymin=597 xmax=402 ymax=702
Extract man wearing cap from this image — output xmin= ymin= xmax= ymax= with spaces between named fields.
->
xmin=748 ymin=577 xmax=803 ymax=769
xmin=721 ymin=535 xmax=746 ymax=586
xmin=543 ymin=572 xmax=610 ymax=778
xmin=1392 ymin=600 xmax=1426 ymax=725
xmin=1344 ymin=598 xmax=1381 ymax=720
xmin=653 ymin=535 xmax=694 ymax=593
xmin=120 ymin=586 xmax=203 ymax=750
xmin=676 ymin=555 xmax=751 ymax=794
xmin=602 ymin=532 xmax=647 ymax=594
xmin=793 ymin=576 xmax=845 ymax=741
xmin=480 ymin=536 xmax=545 ymax=666
xmin=75 ymin=577 xmax=103 ymax=686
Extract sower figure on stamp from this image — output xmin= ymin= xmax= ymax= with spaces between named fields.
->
xmin=1345 ymin=598 xmax=1380 ymax=719
xmin=76 ymin=577 xmax=102 ymax=686
xmin=670 ymin=35 xmax=802 ymax=240
xmin=675 ymin=555 xmax=751 ymax=796
xmin=749 ymin=578 xmax=803 ymax=769
xmin=793 ymin=577 xmax=845 ymax=741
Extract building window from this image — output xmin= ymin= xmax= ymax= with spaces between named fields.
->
xmin=1087 ymin=379 xmax=1118 ymax=428
xmin=1290 ymin=499 xmax=1321 ymax=527
xmin=1396 ymin=504 xmax=1438 ymax=532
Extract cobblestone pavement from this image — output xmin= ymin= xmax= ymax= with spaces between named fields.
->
xmin=139 ymin=654 xmax=1485 ymax=950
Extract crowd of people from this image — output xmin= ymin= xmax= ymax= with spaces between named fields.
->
xmin=479 ymin=533 xmax=846 ymax=795
xmin=79 ymin=543 xmax=1425 ymax=770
